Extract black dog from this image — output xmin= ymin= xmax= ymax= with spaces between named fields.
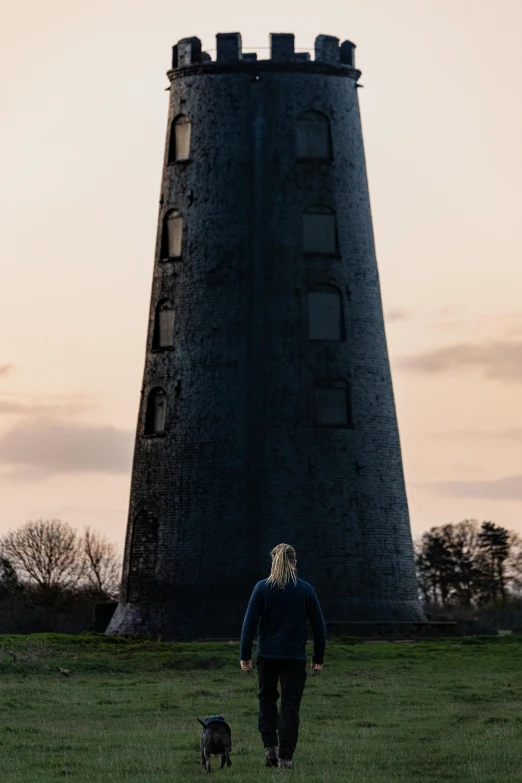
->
xmin=197 ymin=714 xmax=232 ymax=773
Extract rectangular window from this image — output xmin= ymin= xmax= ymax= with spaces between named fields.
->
xmin=154 ymin=397 xmax=167 ymax=433
xmin=158 ymin=308 xmax=175 ymax=347
xmin=308 ymin=289 xmax=341 ymax=340
xmin=175 ymin=120 xmax=191 ymax=161
xmin=296 ymin=121 xmax=330 ymax=159
xmin=315 ymin=383 xmax=349 ymax=426
xmin=303 ymin=213 xmax=337 ymax=254
xmin=167 ymin=216 xmax=183 ymax=257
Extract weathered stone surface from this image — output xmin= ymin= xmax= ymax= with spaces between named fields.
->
xmin=107 ymin=33 xmax=425 ymax=640
xmin=270 ymin=33 xmax=295 ymax=62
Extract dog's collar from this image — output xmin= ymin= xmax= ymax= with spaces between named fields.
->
xmin=201 ymin=716 xmax=226 ymax=727
xmin=200 ymin=716 xmax=231 ymax=734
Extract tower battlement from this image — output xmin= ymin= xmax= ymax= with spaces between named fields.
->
xmin=171 ymin=33 xmax=357 ymax=70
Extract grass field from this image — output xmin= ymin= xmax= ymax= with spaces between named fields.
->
xmin=1 ymin=633 xmax=522 ymax=782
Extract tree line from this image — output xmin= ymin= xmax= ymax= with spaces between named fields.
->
xmin=2 ymin=516 xmax=522 ymax=634
xmin=415 ymin=519 xmax=522 ymax=608
xmin=0 ymin=519 xmax=121 ymax=633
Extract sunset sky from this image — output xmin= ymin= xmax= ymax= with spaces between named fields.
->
xmin=2 ymin=0 xmax=522 ymax=551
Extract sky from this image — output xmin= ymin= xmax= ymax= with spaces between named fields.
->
xmin=1 ymin=0 xmax=522 ymax=551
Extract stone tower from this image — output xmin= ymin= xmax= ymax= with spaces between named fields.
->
xmin=107 ymin=32 xmax=425 ymax=639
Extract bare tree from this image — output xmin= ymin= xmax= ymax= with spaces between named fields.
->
xmin=82 ymin=527 xmax=121 ymax=600
xmin=0 ymin=519 xmax=82 ymax=589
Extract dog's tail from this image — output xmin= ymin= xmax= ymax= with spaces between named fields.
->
xmin=197 ymin=719 xmax=206 ymax=727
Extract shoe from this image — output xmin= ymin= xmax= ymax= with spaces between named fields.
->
xmin=264 ymin=746 xmax=279 ymax=767
xmin=278 ymin=758 xmax=293 ymax=769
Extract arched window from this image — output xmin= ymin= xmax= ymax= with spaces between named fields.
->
xmin=126 ymin=510 xmax=159 ymax=603
xmin=296 ymin=111 xmax=331 ymax=160
xmin=315 ymin=380 xmax=351 ymax=427
xmin=308 ymin=284 xmax=342 ymax=340
xmin=302 ymin=205 xmax=338 ymax=255
xmin=145 ymin=388 xmax=167 ymax=435
xmin=153 ymin=300 xmax=175 ymax=349
xmin=162 ymin=209 xmax=183 ymax=259
xmin=168 ymin=114 xmax=191 ymax=163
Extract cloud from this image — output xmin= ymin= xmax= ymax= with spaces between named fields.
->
xmin=433 ymin=306 xmax=466 ymax=318
xmin=0 ymin=367 xmax=96 ymax=418
xmin=420 ymin=475 xmax=522 ymax=501
xmin=426 ymin=319 xmax=467 ymax=333
xmin=385 ymin=309 xmax=411 ymax=323
xmin=424 ymin=306 xmax=468 ymax=331
xmin=398 ymin=340 xmax=522 ymax=382
xmin=425 ymin=311 xmax=522 ymax=338
xmin=385 ymin=305 xmax=472 ymax=329
xmin=504 ymin=321 xmax=522 ymax=339
xmin=431 ymin=428 xmax=522 ymax=443
xmin=0 ymin=392 xmax=94 ymax=417
xmin=0 ymin=418 xmax=134 ymax=480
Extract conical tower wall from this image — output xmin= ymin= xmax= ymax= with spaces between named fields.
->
xmin=107 ymin=33 xmax=424 ymax=638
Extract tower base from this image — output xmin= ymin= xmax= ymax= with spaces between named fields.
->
xmin=106 ymin=585 xmax=426 ymax=640
xmin=326 ymin=621 xmax=456 ymax=638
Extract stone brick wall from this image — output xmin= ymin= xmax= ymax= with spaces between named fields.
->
xmin=107 ymin=33 xmax=425 ymax=640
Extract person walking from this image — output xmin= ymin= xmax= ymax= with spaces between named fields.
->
xmin=240 ymin=543 xmax=326 ymax=769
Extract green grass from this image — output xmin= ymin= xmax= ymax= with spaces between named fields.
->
xmin=0 ymin=633 xmax=521 ymax=782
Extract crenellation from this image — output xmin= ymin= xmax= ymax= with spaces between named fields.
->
xmin=270 ymin=33 xmax=295 ymax=61
xmin=169 ymin=33 xmax=361 ymax=71
xmin=176 ymin=36 xmax=202 ymax=66
xmin=340 ymin=40 xmax=356 ymax=67
xmin=216 ymin=31 xmax=242 ymax=62
xmin=315 ymin=34 xmax=340 ymax=64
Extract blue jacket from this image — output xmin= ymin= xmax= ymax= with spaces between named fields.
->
xmin=240 ymin=577 xmax=326 ymax=665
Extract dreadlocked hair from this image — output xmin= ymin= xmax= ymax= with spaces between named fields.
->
xmin=266 ymin=543 xmax=297 ymax=590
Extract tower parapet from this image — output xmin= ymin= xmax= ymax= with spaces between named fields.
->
xmin=107 ymin=31 xmax=424 ymax=640
xmin=171 ymin=32 xmax=358 ymax=73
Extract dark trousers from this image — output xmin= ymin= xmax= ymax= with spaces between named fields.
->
xmin=256 ymin=656 xmax=307 ymax=760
